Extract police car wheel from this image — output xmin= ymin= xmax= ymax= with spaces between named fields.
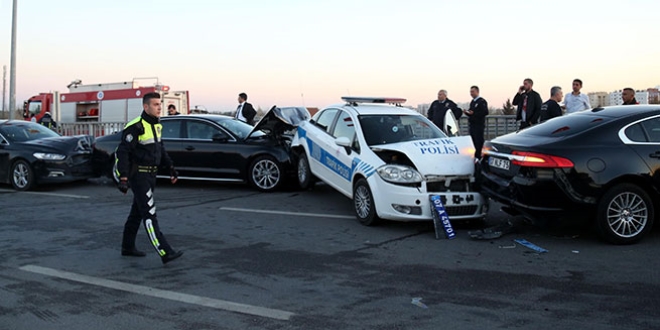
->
xmin=353 ymin=178 xmax=380 ymax=226
xmin=596 ymin=183 xmax=654 ymax=245
xmin=11 ymin=160 xmax=35 ymax=191
xmin=248 ymin=156 xmax=282 ymax=192
xmin=297 ymin=152 xmax=314 ymax=189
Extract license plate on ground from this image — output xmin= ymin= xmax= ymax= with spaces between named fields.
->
xmin=488 ymin=157 xmax=510 ymax=170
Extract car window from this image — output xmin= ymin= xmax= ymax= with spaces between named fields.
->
xmin=641 ymin=118 xmax=660 ymax=142
xmin=519 ymin=114 xmax=612 ymax=137
xmin=186 ymin=121 xmax=218 ymax=140
xmin=625 ymin=123 xmax=647 ymax=142
xmin=314 ymin=109 xmax=339 ymax=133
xmin=358 ymin=115 xmax=445 ymax=146
xmin=213 ymin=118 xmax=261 ymax=139
xmin=161 ymin=120 xmax=182 ymax=139
xmin=0 ymin=122 xmax=60 ymax=142
xmin=333 ymin=111 xmax=355 ymax=139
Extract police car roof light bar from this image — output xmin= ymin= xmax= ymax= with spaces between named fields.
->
xmin=341 ymin=96 xmax=407 ymax=107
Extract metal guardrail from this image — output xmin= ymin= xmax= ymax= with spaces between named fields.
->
xmin=459 ymin=115 xmax=518 ymax=140
xmin=57 ymin=122 xmax=125 ymax=137
xmin=55 ymin=115 xmax=520 ymax=139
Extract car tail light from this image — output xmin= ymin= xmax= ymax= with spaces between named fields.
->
xmin=511 ymin=151 xmax=574 ymax=168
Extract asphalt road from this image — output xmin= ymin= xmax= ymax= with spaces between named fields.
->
xmin=1 ymin=178 xmax=659 ymax=330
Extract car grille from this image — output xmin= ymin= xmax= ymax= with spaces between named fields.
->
xmin=427 ymin=179 xmax=470 ymax=192
xmin=445 ymin=205 xmax=479 ymax=216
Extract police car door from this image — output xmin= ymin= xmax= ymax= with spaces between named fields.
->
xmin=329 ymin=110 xmax=359 ymax=195
xmin=306 ymin=108 xmax=350 ymax=195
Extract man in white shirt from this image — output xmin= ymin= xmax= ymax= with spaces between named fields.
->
xmin=235 ymin=93 xmax=256 ymax=125
xmin=564 ymin=79 xmax=591 ymax=114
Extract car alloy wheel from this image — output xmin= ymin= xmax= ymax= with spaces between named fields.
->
xmin=11 ymin=160 xmax=35 ymax=191
xmin=353 ymin=178 xmax=380 ymax=226
xmin=249 ymin=156 xmax=282 ymax=192
xmin=597 ymin=183 xmax=654 ymax=244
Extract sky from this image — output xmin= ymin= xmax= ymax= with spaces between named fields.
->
xmin=1 ymin=0 xmax=659 ymax=112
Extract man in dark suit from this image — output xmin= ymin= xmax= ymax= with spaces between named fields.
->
xmin=513 ymin=78 xmax=543 ymax=130
xmin=463 ymin=86 xmax=488 ymax=159
xmin=235 ymin=93 xmax=256 ymax=125
xmin=427 ymin=89 xmax=462 ymax=135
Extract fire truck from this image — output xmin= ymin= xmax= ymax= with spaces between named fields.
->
xmin=24 ymin=78 xmax=189 ymax=123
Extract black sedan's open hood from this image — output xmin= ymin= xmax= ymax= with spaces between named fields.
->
xmin=248 ymin=106 xmax=310 ymax=138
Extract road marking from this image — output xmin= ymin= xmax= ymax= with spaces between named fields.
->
xmin=219 ymin=207 xmax=355 ymax=220
xmin=19 ymin=265 xmax=295 ymax=321
xmin=0 ymin=189 xmax=90 ymax=199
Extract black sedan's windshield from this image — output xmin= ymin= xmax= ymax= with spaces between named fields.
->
xmin=0 ymin=121 xmax=59 ymax=142
xmin=359 ymin=115 xmax=446 ymax=146
xmin=213 ymin=118 xmax=265 ymax=139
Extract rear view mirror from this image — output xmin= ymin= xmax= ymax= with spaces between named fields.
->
xmin=335 ymin=136 xmax=352 ymax=155
xmin=444 ymin=110 xmax=460 ymax=137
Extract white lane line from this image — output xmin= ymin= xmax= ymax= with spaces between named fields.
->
xmin=19 ymin=265 xmax=295 ymax=321
xmin=2 ymin=191 xmax=90 ymax=199
xmin=220 ymin=207 xmax=354 ymax=220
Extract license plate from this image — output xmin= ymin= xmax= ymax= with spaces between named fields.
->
xmin=488 ymin=157 xmax=510 ymax=170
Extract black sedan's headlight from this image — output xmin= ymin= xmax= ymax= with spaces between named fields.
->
xmin=33 ymin=152 xmax=67 ymax=161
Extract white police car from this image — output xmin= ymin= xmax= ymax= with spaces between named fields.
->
xmin=291 ymin=97 xmax=487 ymax=225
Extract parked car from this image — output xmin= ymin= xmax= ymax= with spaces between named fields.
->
xmin=0 ymin=120 xmax=95 ymax=190
xmin=291 ymin=96 xmax=487 ymax=225
xmin=93 ymin=106 xmax=310 ymax=192
xmin=480 ymin=105 xmax=660 ymax=244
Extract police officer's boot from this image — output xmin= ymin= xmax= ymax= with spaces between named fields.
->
xmin=121 ymin=227 xmax=146 ymax=257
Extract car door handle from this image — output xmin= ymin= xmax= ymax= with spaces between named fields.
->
xmin=650 ymin=152 xmax=660 ymax=159
xmin=185 ymin=146 xmax=195 ymax=151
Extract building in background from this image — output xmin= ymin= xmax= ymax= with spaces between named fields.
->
xmin=609 ymin=89 xmax=649 ymax=105
xmin=588 ymin=92 xmax=609 ymax=108
xmin=647 ymin=88 xmax=659 ymax=104
xmin=416 ymin=103 xmax=430 ymax=116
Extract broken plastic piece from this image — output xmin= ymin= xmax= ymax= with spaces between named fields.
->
xmin=514 ymin=239 xmax=548 ymax=253
xmin=469 ymin=220 xmax=516 ymax=240
xmin=411 ymin=297 xmax=428 ymax=309
xmin=499 ymin=244 xmax=516 ymax=249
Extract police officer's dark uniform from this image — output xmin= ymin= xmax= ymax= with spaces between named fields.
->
xmin=466 ymin=96 xmax=488 ymax=159
xmin=115 ymin=106 xmax=183 ymax=264
xmin=427 ymin=99 xmax=462 ymax=134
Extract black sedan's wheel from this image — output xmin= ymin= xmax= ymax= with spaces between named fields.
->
xmin=248 ymin=155 xmax=282 ymax=192
xmin=596 ymin=183 xmax=654 ymax=244
xmin=11 ymin=160 xmax=35 ymax=191
xmin=353 ymin=178 xmax=380 ymax=226
xmin=297 ymin=152 xmax=314 ymax=189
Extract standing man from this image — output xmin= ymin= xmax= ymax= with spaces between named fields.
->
xmin=463 ymin=86 xmax=488 ymax=159
xmin=540 ymin=86 xmax=564 ymax=123
xmin=427 ymin=89 xmax=462 ymax=135
xmin=115 ymin=92 xmax=183 ymax=264
xmin=167 ymin=104 xmax=180 ymax=116
xmin=38 ymin=111 xmax=57 ymax=129
xmin=235 ymin=93 xmax=256 ymax=125
xmin=622 ymin=88 xmax=639 ymax=105
xmin=513 ymin=78 xmax=543 ymax=130
xmin=564 ymin=79 xmax=591 ymax=114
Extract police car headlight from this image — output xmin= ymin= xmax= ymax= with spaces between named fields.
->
xmin=33 ymin=152 xmax=66 ymax=161
xmin=377 ymin=165 xmax=422 ymax=183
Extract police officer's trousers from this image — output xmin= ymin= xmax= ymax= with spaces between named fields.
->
xmin=469 ymin=125 xmax=485 ymax=159
xmin=122 ymin=171 xmax=175 ymax=258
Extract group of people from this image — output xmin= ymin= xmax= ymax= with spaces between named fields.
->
xmin=426 ymin=86 xmax=489 ymax=159
xmin=428 ymin=79 xmax=641 ymax=160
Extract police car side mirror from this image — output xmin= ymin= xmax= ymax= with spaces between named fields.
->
xmin=335 ymin=136 xmax=352 ymax=155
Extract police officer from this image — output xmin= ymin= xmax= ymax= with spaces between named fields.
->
xmin=463 ymin=86 xmax=488 ymax=160
xmin=38 ymin=111 xmax=57 ymax=129
xmin=116 ymin=92 xmax=183 ymax=264
xmin=427 ymin=89 xmax=462 ymax=135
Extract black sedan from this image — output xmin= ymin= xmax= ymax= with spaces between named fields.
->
xmin=0 ymin=120 xmax=95 ymax=190
xmin=93 ymin=106 xmax=309 ymax=192
xmin=481 ymin=105 xmax=660 ymax=244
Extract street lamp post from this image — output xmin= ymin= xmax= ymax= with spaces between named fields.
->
xmin=9 ymin=0 xmax=17 ymax=120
